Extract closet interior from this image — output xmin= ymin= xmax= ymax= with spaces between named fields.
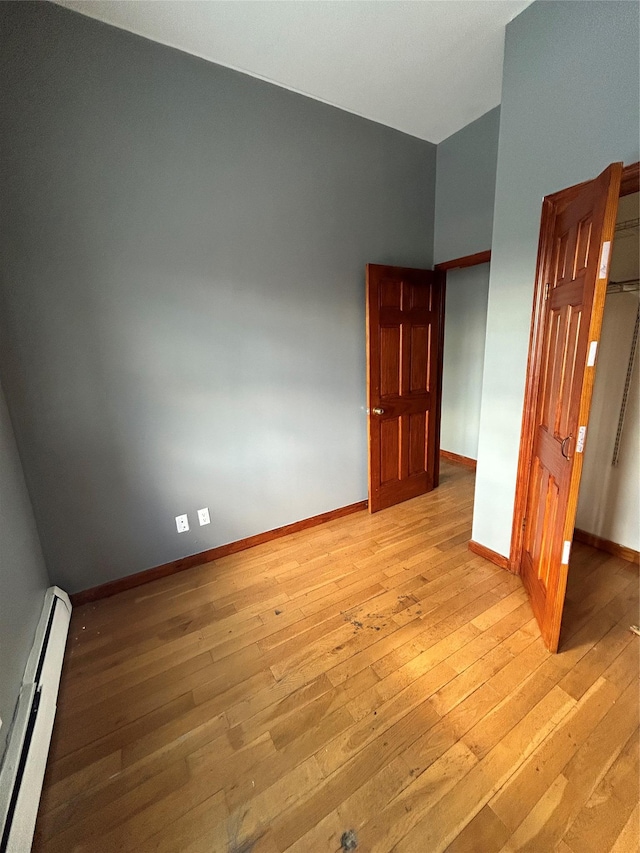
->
xmin=575 ymin=190 xmax=640 ymax=556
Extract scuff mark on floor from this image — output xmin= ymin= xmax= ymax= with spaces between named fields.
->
xmin=341 ymin=828 xmax=358 ymax=850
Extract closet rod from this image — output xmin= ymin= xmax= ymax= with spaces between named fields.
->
xmin=614 ymin=217 xmax=639 ymax=233
xmin=607 ymin=279 xmax=640 ymax=294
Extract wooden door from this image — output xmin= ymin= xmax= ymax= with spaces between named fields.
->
xmin=366 ymin=264 xmax=445 ymax=513
xmin=514 ymin=163 xmax=622 ymax=652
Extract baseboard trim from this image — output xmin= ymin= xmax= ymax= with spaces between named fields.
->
xmin=70 ymin=500 xmax=369 ymax=606
xmin=468 ymin=539 xmax=513 ymax=572
xmin=440 ymin=450 xmax=477 ymax=470
xmin=574 ymin=528 xmax=639 ymax=565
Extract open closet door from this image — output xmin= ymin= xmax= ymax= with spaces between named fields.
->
xmin=513 ymin=162 xmax=622 ymax=652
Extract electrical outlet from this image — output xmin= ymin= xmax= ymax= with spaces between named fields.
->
xmin=197 ymin=507 xmax=210 ymax=526
xmin=175 ymin=514 xmax=189 ymax=533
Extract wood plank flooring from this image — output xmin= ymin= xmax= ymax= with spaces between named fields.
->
xmin=33 ymin=462 xmax=639 ymax=852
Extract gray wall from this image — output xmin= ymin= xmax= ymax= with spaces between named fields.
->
xmin=473 ymin=0 xmax=640 ymax=556
xmin=434 ymin=108 xmax=499 ymax=460
xmin=0 ymin=382 xmax=50 ymax=758
xmin=0 ymin=3 xmax=436 ymax=593
xmin=434 ymin=106 xmax=500 ymax=264
xmin=440 ymin=264 xmax=490 ymax=460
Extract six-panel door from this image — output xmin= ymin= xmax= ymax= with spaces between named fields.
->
xmin=519 ymin=163 xmax=622 ymax=651
xmin=366 ymin=264 xmax=444 ymax=513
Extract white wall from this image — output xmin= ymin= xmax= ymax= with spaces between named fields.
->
xmin=575 ymin=193 xmax=639 ymax=550
xmin=441 ymin=264 xmax=490 ymax=460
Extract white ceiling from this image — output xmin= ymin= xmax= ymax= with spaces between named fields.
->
xmin=54 ymin=0 xmax=532 ymax=143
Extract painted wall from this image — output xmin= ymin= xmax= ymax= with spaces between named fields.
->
xmin=576 ymin=193 xmax=639 ymax=551
xmin=434 ymin=106 xmax=500 ymax=264
xmin=0 ymin=382 xmax=50 ymax=758
xmin=473 ymin=0 xmax=640 ymax=556
xmin=434 ymin=108 xmax=499 ymax=461
xmin=0 ymin=3 xmax=436 ymax=593
xmin=440 ymin=265 xmax=491 ymax=460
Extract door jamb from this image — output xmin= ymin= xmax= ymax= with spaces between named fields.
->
xmin=508 ymin=161 xmax=639 ymax=575
xmin=434 ymin=250 xmax=491 ymax=272
xmin=433 ymin=250 xmax=492 ymax=486
xmin=433 ymin=267 xmax=447 ymax=489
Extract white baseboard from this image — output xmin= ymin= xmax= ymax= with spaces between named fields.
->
xmin=0 ymin=586 xmax=71 ymax=852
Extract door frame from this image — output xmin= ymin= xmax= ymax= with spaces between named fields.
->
xmin=434 ymin=250 xmax=491 ymax=272
xmin=434 ymin=250 xmax=492 ymax=476
xmin=509 ymin=161 xmax=640 ymax=575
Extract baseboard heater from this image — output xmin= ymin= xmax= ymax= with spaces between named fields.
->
xmin=0 ymin=587 xmax=71 ymax=853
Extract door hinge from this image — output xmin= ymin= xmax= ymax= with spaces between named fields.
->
xmin=544 ymin=282 xmax=551 ymax=301
xmin=522 ymin=517 xmax=527 ymax=531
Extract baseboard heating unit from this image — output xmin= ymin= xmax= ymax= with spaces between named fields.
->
xmin=0 ymin=587 xmax=72 ymax=853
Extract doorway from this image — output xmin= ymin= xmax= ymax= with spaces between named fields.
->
xmin=431 ymin=251 xmax=493 ymax=561
xmin=364 ymin=254 xmax=490 ymax=517
xmin=511 ymin=162 xmax=639 ymax=652
xmin=435 ymin=251 xmax=491 ymax=474
xmin=563 ymin=190 xmax=640 ymax=643
xmin=574 ymin=190 xmax=639 ymax=558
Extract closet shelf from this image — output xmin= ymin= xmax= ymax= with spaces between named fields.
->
xmin=607 ymin=279 xmax=640 ymax=294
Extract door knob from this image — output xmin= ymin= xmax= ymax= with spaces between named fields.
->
xmin=373 ymin=407 xmax=385 ymax=415
xmin=560 ymin=435 xmax=572 ymax=459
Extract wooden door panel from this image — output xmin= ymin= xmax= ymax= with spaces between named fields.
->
xmin=380 ymin=277 xmax=402 ymax=308
xmin=409 ymin=282 xmax=432 ymax=309
xmin=534 ymin=427 xmax=566 ymax=482
xmin=522 ymin=464 xmax=562 ymax=621
xmin=408 ymin=412 xmax=428 ymax=476
xmin=523 ymin=458 xmax=543 ymax=559
xmin=538 ymin=469 xmax=560 ymax=588
xmin=574 ymin=215 xmax=593 ymax=275
xmin=540 ymin=303 xmax=585 ymax=439
xmin=408 ymin=326 xmax=431 ymax=394
xmin=380 ymin=326 xmax=401 ymax=396
xmin=543 ymin=306 xmax=567 ymax=434
xmin=558 ymin=307 xmax=583 ymax=438
xmin=380 ymin=419 xmax=400 ymax=484
xmin=515 ymin=162 xmax=622 ymax=652
xmin=366 ymin=265 xmax=444 ymax=513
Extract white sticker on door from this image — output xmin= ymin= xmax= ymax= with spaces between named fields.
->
xmin=599 ymin=241 xmax=611 ymax=278
xmin=576 ymin=425 xmax=587 ymax=453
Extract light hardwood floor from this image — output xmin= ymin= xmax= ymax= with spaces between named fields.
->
xmin=33 ymin=462 xmax=639 ymax=852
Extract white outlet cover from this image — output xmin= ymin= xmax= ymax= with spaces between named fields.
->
xmin=176 ymin=514 xmax=189 ymax=533
xmin=198 ymin=507 xmax=210 ymax=526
